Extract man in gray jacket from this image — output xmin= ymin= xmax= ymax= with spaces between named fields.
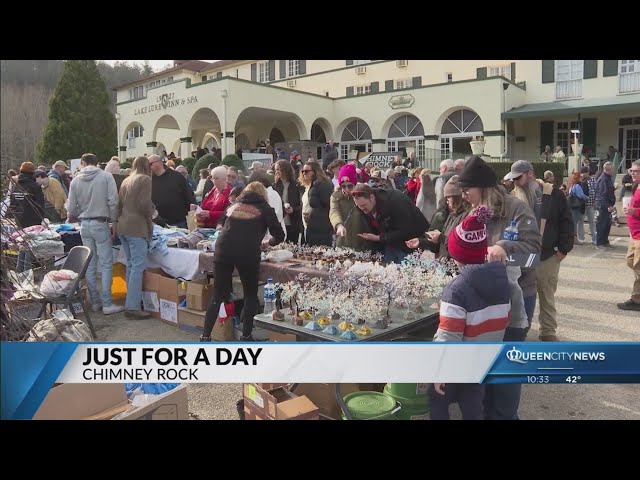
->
xmin=67 ymin=153 xmax=124 ymax=315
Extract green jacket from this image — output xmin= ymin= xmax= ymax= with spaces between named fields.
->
xmin=329 ymin=190 xmax=374 ymax=250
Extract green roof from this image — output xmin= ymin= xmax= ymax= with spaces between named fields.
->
xmin=502 ymin=95 xmax=640 ymax=119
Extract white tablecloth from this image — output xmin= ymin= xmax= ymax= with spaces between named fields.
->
xmin=114 ymin=246 xmax=206 ymax=281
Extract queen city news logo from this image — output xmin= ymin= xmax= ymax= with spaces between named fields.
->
xmin=506 ymin=347 xmax=606 ymax=364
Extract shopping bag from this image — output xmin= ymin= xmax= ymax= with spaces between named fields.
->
xmin=212 ymin=301 xmax=236 ymax=342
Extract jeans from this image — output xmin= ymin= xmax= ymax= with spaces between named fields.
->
xmin=119 ymin=235 xmax=148 ymax=311
xmin=570 ymin=208 xmax=585 ymax=242
xmin=17 ymin=251 xmax=32 ymax=273
xmin=585 ymin=206 xmax=597 ymax=243
xmin=80 ymin=219 xmax=114 ymax=307
xmin=384 ymin=247 xmax=409 ymax=264
xmin=484 ymin=327 xmax=528 ymax=420
xmin=429 ymin=383 xmax=484 ymax=420
xmin=203 ymin=259 xmax=260 ymax=338
xmin=595 ymin=206 xmax=612 ymax=246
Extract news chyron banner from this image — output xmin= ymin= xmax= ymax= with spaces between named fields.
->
xmin=2 ymin=342 xmax=640 ymax=419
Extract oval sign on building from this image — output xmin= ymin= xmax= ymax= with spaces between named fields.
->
xmin=388 ymin=94 xmax=415 ymax=109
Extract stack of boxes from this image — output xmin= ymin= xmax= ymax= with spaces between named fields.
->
xmin=142 ymin=268 xmax=188 ymax=326
xmin=242 ymin=383 xmax=319 ymax=420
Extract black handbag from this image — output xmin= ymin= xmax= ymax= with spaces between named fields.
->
xmin=567 ymin=186 xmax=583 ymax=210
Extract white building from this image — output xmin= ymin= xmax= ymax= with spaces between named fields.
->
xmin=114 ymin=59 xmax=640 ymax=170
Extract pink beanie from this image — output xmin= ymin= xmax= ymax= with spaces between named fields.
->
xmin=338 ymin=164 xmax=357 ymax=185
xmin=105 ymin=159 xmax=121 ymax=175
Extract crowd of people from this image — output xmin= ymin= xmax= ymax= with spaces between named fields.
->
xmin=5 ymin=143 xmax=639 ymax=420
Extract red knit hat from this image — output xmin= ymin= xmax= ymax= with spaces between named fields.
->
xmin=447 ymin=205 xmax=492 ymax=264
xmin=338 ymin=164 xmax=357 ymax=185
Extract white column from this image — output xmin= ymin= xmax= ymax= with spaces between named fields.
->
xmin=371 ymin=138 xmax=387 ymax=152
xmin=223 ymin=133 xmax=235 ymax=160
xmin=181 ymin=137 xmax=192 ymax=159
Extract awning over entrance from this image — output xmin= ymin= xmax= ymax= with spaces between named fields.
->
xmin=502 ymin=96 xmax=640 ymax=119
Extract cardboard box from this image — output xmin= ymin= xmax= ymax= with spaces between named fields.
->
xmin=33 ymin=383 xmax=128 ymax=420
xmin=33 ymin=383 xmax=189 ymax=420
xmin=186 ymin=278 xmax=214 ymax=311
xmin=243 ymin=384 xmax=319 ymax=420
xmin=157 ymin=274 xmax=186 ymax=326
xmin=142 ymin=268 xmax=165 ymax=318
xmin=143 ymin=268 xmax=187 ymax=325
xmin=256 ymin=383 xmax=291 ymax=391
xmin=178 ymin=306 xmax=206 ymax=333
xmin=269 ymin=332 xmax=297 ymax=342
xmin=292 ymin=383 xmax=362 ymax=419
xmin=116 ymin=385 xmax=189 ymax=420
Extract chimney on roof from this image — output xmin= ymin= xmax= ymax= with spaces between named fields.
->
xmin=173 ymin=60 xmax=192 ymax=67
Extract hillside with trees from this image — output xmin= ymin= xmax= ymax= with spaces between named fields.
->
xmin=1 ymin=60 xmax=152 ymax=170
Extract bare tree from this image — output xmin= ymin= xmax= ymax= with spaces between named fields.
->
xmin=1 ymin=84 xmax=52 ymax=170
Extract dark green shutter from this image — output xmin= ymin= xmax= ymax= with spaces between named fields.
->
xmin=510 ymin=62 xmax=516 ymax=82
xmin=540 ymin=121 xmax=554 ymax=152
xmin=299 ymin=60 xmax=306 ymax=75
xmin=584 ymin=60 xmax=597 ymax=79
xmin=216 ymin=72 xmax=222 ymax=79
xmin=412 ymin=76 xmax=422 ymax=87
xmin=542 ymin=60 xmax=555 ymax=83
xmin=385 ymin=80 xmax=394 ymax=92
xmin=346 ymin=60 xmax=354 ymax=66
xmin=268 ymin=60 xmax=275 ymax=81
xmin=346 ymin=86 xmax=354 ymax=97
xmin=370 ymin=81 xmax=379 ymax=93
xmin=476 ymin=67 xmax=487 ymax=79
xmin=279 ymin=60 xmax=286 ymax=79
xmin=603 ymin=60 xmax=619 ymax=77
xmin=582 ymin=118 xmax=597 ymax=155
xmin=251 ymin=63 xmax=257 ymax=82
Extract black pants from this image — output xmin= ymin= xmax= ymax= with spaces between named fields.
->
xmin=286 ymin=225 xmax=301 ymax=245
xmin=203 ymin=259 xmax=260 ymax=338
xmin=429 ymin=384 xmax=484 ymax=420
xmin=483 ymin=327 xmax=528 ymax=420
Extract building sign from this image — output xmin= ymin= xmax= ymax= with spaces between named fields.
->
xmin=134 ymin=93 xmax=198 ymax=115
xmin=388 ymin=94 xmax=415 ymax=109
xmin=358 ymin=152 xmax=399 ymax=169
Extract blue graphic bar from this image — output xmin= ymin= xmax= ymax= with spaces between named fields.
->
xmin=483 ymin=343 xmax=640 ymax=384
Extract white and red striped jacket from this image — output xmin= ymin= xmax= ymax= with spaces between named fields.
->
xmin=435 ymin=262 xmax=511 ymax=342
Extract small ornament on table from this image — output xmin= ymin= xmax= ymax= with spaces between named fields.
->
xmin=304 ymin=320 xmax=323 ymax=331
xmin=374 ymin=318 xmax=389 ymax=329
xmin=271 ymin=309 xmax=285 ymax=321
xmin=355 ymin=325 xmax=373 ymax=336
xmin=322 ymin=325 xmax=340 ymax=335
xmin=338 ymin=320 xmax=354 ymax=331
xmin=340 ymin=330 xmax=358 ymax=340
xmin=317 ymin=315 xmax=331 ymax=327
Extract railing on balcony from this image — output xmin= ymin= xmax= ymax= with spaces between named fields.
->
xmin=555 ymin=79 xmax=582 ymax=100
xmin=619 ymin=72 xmax=640 ymax=94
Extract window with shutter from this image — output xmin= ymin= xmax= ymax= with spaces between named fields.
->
xmin=286 ymin=60 xmax=300 ymax=77
xmin=258 ymin=61 xmax=269 ymax=83
xmin=619 ymin=60 xmax=640 ymax=94
xmin=555 ymin=60 xmax=583 ymax=99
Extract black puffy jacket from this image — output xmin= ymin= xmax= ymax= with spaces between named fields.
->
xmin=9 ymin=173 xmax=45 ymax=228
